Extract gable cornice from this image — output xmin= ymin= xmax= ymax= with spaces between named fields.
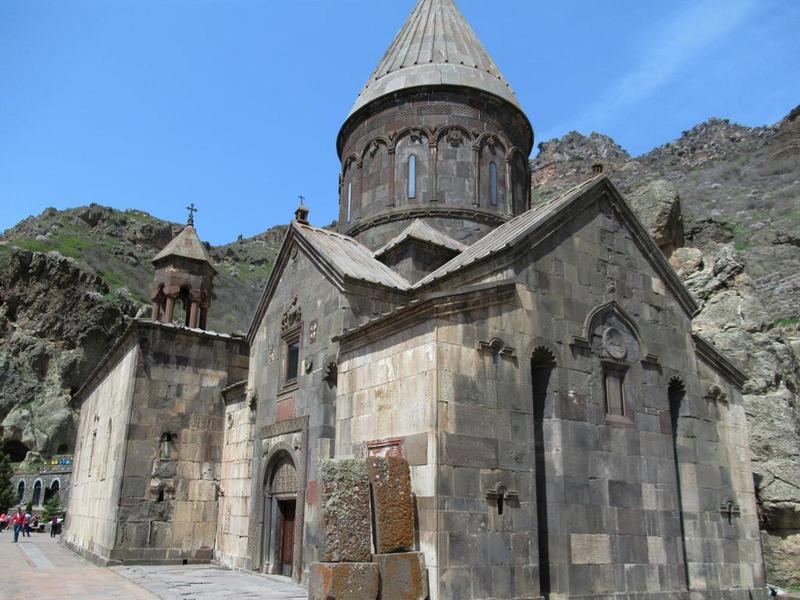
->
xmin=692 ymin=333 xmax=748 ymax=389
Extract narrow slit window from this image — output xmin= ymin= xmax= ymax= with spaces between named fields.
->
xmin=346 ymin=181 xmax=352 ymax=223
xmin=489 ymin=162 xmax=498 ymax=206
xmin=604 ymin=369 xmax=625 ymax=416
xmin=285 ymin=338 xmax=300 ymax=385
xmin=407 ymin=154 xmax=416 ymax=199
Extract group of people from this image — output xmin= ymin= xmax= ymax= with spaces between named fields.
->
xmin=0 ymin=509 xmax=60 ymax=542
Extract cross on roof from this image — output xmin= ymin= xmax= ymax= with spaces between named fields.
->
xmin=186 ymin=203 xmax=198 ymax=226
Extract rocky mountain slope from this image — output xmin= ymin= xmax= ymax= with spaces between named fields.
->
xmin=533 ymin=105 xmax=800 ymax=585
xmin=0 ymin=205 xmax=285 ymax=460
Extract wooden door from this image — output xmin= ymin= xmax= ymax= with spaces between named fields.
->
xmin=278 ymin=500 xmax=296 ymax=576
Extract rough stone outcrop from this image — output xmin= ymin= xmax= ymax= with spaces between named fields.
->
xmin=0 ymin=248 xmax=137 ymax=454
xmin=627 ymin=179 xmax=684 ymax=256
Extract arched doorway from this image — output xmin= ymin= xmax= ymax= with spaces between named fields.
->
xmin=44 ymin=479 xmax=60 ymax=504
xmin=32 ymin=480 xmax=42 ymax=506
xmin=16 ymin=481 xmax=24 ymax=505
xmin=263 ymin=452 xmax=298 ymax=576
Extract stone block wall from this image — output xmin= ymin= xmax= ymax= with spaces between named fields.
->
xmin=337 ymin=321 xmax=439 ymax=595
xmin=110 ymin=324 xmax=247 ymax=564
xmin=215 ymin=382 xmax=255 ymax=570
xmin=336 ymin=190 xmax=765 ymax=599
xmin=63 ymin=342 xmax=139 ymax=564
xmin=248 ymin=245 xmax=346 ymax=581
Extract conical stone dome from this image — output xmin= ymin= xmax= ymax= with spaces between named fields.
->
xmin=349 ymin=0 xmax=522 ymax=117
xmin=337 ymin=0 xmax=533 ymax=253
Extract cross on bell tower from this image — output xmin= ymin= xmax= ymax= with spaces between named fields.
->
xmin=186 ymin=203 xmax=198 ymax=226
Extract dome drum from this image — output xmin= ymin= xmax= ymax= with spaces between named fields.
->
xmin=337 ymin=88 xmax=532 ymax=250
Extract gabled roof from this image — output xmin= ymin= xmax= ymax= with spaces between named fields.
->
xmin=152 ymin=225 xmax=215 ymax=270
xmin=296 ymin=222 xmax=411 ymax=289
xmin=349 ymin=0 xmax=522 ymax=117
xmin=374 ymin=219 xmax=468 ymax=258
xmin=246 ymin=221 xmax=410 ymax=343
xmin=413 ymin=176 xmax=700 ymax=318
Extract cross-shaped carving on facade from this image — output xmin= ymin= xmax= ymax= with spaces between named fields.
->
xmin=720 ymin=499 xmax=741 ymax=524
xmin=485 ymin=482 xmax=518 ymax=516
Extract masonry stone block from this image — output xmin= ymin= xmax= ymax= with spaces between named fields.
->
xmin=319 ymin=458 xmax=372 ymax=562
xmin=373 ymin=552 xmax=428 ymax=600
xmin=308 ymin=562 xmax=379 ymax=600
xmin=366 ymin=456 xmax=415 ymax=554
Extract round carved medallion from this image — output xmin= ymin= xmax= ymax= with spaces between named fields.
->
xmin=602 ymin=327 xmax=628 ymax=360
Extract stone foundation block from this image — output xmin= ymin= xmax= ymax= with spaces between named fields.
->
xmin=373 ymin=551 xmax=428 ymax=600
xmin=367 ymin=455 xmax=415 ymax=553
xmin=320 ymin=458 xmax=372 ymax=562
xmin=309 ymin=561 xmax=379 ymax=600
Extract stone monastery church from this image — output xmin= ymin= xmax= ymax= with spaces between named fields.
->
xmin=63 ymin=1 xmax=766 ymax=598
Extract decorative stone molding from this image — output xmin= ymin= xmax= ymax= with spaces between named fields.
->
xmin=323 ymin=360 xmax=338 ymax=385
xmin=704 ymin=384 xmax=728 ymax=403
xmin=601 ymin=326 xmax=628 ymax=360
xmin=446 ymin=129 xmax=464 ymax=147
xmin=281 ymin=297 xmax=302 ymax=332
xmin=478 ymin=337 xmax=516 ymax=358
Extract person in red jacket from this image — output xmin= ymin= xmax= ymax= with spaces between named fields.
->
xmin=11 ymin=508 xmax=24 ymax=543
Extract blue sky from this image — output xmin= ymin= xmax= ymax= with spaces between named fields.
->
xmin=1 ymin=0 xmax=798 ymax=245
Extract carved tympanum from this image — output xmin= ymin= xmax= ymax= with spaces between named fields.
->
xmin=281 ymin=297 xmax=302 ymax=331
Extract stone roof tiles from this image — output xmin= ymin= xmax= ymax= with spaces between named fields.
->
xmin=373 ymin=219 xmax=468 ymax=258
xmin=349 ymin=0 xmax=522 ymax=116
xmin=413 ymin=177 xmax=602 ymax=288
xmin=151 ymin=225 xmax=216 ymax=269
xmin=294 ymin=222 xmax=411 ymax=290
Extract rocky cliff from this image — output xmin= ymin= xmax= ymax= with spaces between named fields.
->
xmin=533 ymin=106 xmax=800 ymax=585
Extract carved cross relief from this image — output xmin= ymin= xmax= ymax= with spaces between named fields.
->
xmin=720 ymin=499 xmax=741 ymax=524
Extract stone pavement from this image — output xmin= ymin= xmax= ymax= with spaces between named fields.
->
xmin=113 ymin=564 xmax=308 ymax=599
xmin=0 ymin=530 xmax=307 ymax=599
xmin=0 ymin=530 xmax=154 ymax=599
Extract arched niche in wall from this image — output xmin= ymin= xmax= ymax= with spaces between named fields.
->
xmin=509 ymin=148 xmax=529 ymax=216
xmin=583 ymin=301 xmax=642 ymax=419
xmin=478 ymin=133 xmax=507 ymax=211
xmin=435 ymin=126 xmax=473 ymax=204
xmin=394 ymin=129 xmax=429 ymax=204
xmin=360 ymin=139 xmax=391 ymax=212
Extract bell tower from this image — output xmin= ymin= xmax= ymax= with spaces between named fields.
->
xmin=150 ymin=205 xmax=216 ymax=330
xmin=336 ymin=0 xmax=534 ymax=251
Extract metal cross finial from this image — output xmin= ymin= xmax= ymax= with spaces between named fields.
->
xmin=186 ymin=203 xmax=198 ymax=226
xmin=298 ymin=195 xmax=306 ymax=206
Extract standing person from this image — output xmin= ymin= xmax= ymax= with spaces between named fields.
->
xmin=23 ymin=510 xmax=31 ymax=537
xmin=11 ymin=508 xmax=24 ymax=542
xmin=50 ymin=514 xmax=58 ymax=538
xmin=0 ymin=512 xmax=6 ymax=532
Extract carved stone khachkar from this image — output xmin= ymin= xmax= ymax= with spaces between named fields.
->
xmin=366 ymin=455 xmax=415 ymax=553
